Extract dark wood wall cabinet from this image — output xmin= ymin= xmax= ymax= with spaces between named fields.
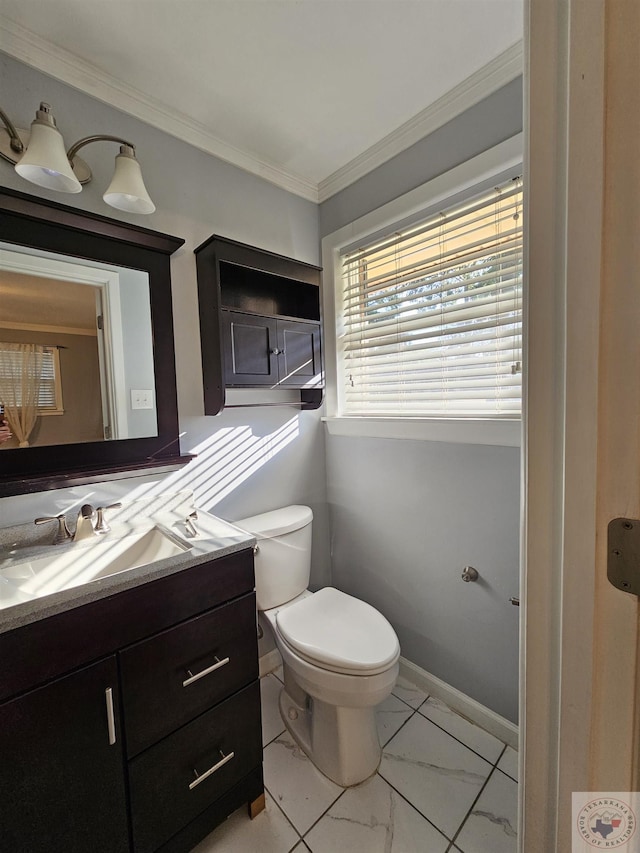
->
xmin=195 ymin=235 xmax=323 ymax=415
xmin=0 ymin=549 xmax=263 ymax=853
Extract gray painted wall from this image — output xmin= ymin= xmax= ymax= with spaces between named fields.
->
xmin=320 ymin=77 xmax=523 ymax=237
xmin=0 ymin=53 xmax=330 ymax=587
xmin=320 ymin=79 xmax=523 ymax=722
xmin=326 ymin=436 xmax=520 ymax=722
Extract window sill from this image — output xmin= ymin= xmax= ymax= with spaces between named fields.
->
xmin=322 ymin=416 xmax=521 ymax=447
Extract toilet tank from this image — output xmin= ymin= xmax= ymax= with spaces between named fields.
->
xmin=234 ymin=505 xmax=313 ymax=611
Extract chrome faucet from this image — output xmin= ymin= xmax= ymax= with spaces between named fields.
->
xmin=35 ymin=502 xmax=122 ymax=543
xmin=34 ymin=513 xmax=72 ymax=544
xmin=94 ymin=503 xmax=122 ymax=534
xmin=183 ymin=511 xmax=198 ymax=538
xmin=73 ymin=502 xmax=122 ymax=540
xmin=73 ymin=504 xmax=97 ymax=541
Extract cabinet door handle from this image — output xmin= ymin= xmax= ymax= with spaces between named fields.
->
xmin=105 ymin=687 xmax=117 ymax=745
xmin=189 ymin=749 xmax=235 ymax=790
xmin=182 ymin=656 xmax=230 ymax=687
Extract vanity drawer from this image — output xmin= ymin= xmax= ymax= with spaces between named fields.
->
xmin=120 ymin=592 xmax=258 ymax=757
xmin=129 ymin=681 xmax=262 ymax=853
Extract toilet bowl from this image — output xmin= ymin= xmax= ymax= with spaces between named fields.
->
xmin=235 ymin=506 xmax=400 ymax=787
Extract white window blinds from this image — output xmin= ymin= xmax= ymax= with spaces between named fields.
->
xmin=0 ymin=345 xmax=62 ymax=411
xmin=339 ymin=177 xmax=523 ymax=418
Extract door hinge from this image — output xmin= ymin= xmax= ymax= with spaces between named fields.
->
xmin=104 ymin=424 xmax=112 ymax=440
xmin=608 ymin=517 xmax=640 ymax=596
xmin=97 ymin=314 xmax=104 ymax=330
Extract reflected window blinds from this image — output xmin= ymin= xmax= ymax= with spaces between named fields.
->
xmin=0 ymin=344 xmax=62 ymax=411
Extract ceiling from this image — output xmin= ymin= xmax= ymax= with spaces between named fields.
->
xmin=0 ymin=1 xmax=523 ymax=201
xmin=0 ymin=272 xmax=97 ymax=333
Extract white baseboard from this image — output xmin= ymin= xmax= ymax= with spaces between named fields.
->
xmin=399 ymin=656 xmax=519 ymax=750
xmin=259 ymin=648 xmax=283 ymax=678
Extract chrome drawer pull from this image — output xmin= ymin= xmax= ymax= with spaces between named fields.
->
xmin=105 ymin=687 xmax=117 ymax=745
xmin=189 ymin=749 xmax=235 ymax=790
xmin=182 ymin=656 xmax=230 ymax=688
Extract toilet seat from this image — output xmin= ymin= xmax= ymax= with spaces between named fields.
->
xmin=275 ymin=587 xmax=400 ymax=676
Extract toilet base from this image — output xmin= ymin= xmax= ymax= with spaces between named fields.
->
xmin=278 ymin=681 xmax=381 ymax=787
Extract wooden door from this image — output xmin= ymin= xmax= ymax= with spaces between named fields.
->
xmin=525 ymin=0 xmax=640 ymax=849
xmin=276 ymin=319 xmax=322 ymax=387
xmin=0 ymin=655 xmax=129 ymax=852
xmin=221 ymin=310 xmax=278 ymax=386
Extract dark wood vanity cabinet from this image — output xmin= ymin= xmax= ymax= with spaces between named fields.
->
xmin=195 ymin=234 xmax=323 ymax=414
xmin=0 ymin=655 xmax=129 ymax=853
xmin=0 ymin=549 xmax=263 ymax=853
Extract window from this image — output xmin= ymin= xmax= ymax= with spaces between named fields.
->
xmin=338 ymin=177 xmax=523 ymax=420
xmin=0 ymin=344 xmax=64 ymax=415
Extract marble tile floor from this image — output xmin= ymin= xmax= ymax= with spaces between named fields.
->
xmin=193 ymin=670 xmax=518 ymax=853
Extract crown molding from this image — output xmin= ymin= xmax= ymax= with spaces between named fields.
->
xmin=1 ymin=16 xmax=522 ymax=205
xmin=0 ymin=15 xmax=319 ymax=202
xmin=317 ymin=41 xmax=524 ymax=202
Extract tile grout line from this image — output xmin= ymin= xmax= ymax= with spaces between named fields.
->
xmin=379 ymin=701 xmax=422 ymax=747
xmin=446 ymin=763 xmax=500 ymax=852
xmin=376 ymin=766 xmax=457 ymax=844
xmin=444 ymin=746 xmax=516 ymax=852
xmin=496 ymin=764 xmax=518 ymax=784
xmin=262 ymin=781 xmax=305 ymax=850
xmin=262 ymin=727 xmax=287 ymax=749
xmin=299 ymin=785 xmax=348 ymax=842
xmin=409 ymin=710 xmax=503 ymax=767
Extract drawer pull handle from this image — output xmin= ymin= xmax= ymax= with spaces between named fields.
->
xmin=189 ymin=749 xmax=235 ymax=790
xmin=105 ymin=687 xmax=117 ymax=745
xmin=182 ymin=656 xmax=230 ymax=688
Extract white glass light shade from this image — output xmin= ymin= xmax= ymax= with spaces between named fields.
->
xmin=103 ymin=148 xmax=155 ymax=214
xmin=15 ymin=119 xmax=82 ymax=193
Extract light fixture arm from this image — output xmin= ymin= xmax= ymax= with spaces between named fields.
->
xmin=0 ymin=106 xmax=25 ymax=154
xmin=0 ymin=101 xmax=155 ymax=214
xmin=66 ymin=135 xmax=137 ymax=164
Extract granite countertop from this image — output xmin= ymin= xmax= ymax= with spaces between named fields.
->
xmin=0 ymin=492 xmax=255 ymax=635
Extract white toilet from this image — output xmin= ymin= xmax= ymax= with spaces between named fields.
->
xmin=235 ymin=504 xmax=400 ymax=787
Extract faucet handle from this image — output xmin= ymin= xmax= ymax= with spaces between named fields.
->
xmin=183 ymin=511 xmax=198 ymax=538
xmin=34 ymin=514 xmax=72 ymax=544
xmin=94 ymin=502 xmax=122 ymax=534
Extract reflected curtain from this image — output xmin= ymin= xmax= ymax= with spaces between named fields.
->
xmin=0 ymin=343 xmax=44 ymax=447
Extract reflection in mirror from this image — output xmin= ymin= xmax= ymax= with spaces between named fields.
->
xmin=0 ymin=243 xmax=157 ymax=448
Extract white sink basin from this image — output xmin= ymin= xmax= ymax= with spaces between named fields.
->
xmin=0 ymin=525 xmax=192 ymax=607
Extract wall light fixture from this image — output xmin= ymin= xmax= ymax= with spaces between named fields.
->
xmin=0 ymin=102 xmax=155 ymax=214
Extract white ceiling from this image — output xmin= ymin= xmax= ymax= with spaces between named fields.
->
xmin=0 ymin=272 xmax=96 ymax=332
xmin=0 ymin=1 xmax=523 ymax=201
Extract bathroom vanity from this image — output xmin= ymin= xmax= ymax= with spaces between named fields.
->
xmin=0 ymin=504 xmax=263 ymax=853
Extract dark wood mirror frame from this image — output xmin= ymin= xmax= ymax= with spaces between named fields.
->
xmin=0 ymin=187 xmax=191 ymax=497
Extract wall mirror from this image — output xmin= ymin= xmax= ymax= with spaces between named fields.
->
xmin=0 ymin=187 xmax=189 ymax=496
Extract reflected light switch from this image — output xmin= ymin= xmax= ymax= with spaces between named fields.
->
xmin=131 ymin=389 xmax=154 ymax=410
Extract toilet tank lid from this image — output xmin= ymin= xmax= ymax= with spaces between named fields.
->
xmin=234 ymin=505 xmax=313 ymax=538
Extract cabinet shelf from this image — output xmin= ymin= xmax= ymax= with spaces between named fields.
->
xmin=195 ymin=235 xmax=323 ymax=415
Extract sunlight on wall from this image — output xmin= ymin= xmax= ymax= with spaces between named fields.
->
xmin=125 ymin=416 xmax=300 ymax=509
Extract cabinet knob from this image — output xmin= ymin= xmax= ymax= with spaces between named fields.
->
xmin=270 ymin=348 xmax=280 ymax=355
